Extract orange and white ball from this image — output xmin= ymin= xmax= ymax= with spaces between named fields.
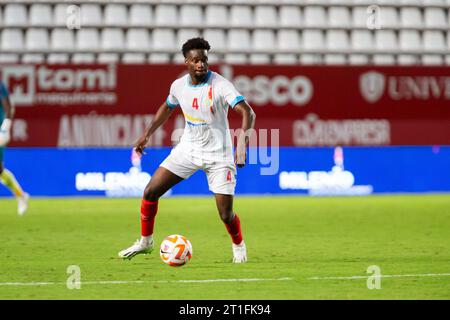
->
xmin=159 ymin=235 xmax=193 ymax=267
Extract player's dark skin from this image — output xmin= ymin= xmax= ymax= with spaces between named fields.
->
xmin=0 ymin=95 xmax=14 ymax=175
xmin=134 ymin=48 xmax=256 ymax=225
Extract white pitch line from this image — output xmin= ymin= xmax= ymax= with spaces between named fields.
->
xmin=155 ymin=277 xmax=292 ymax=283
xmin=0 ymin=277 xmax=292 ymax=287
xmin=308 ymin=273 xmax=450 ymax=280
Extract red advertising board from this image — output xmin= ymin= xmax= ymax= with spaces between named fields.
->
xmin=1 ymin=64 xmax=449 ymax=147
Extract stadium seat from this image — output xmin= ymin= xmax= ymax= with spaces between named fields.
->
xmin=3 ymin=4 xmax=27 ymax=26
xmin=25 ymin=29 xmax=49 ymax=51
xmin=302 ymin=30 xmax=325 ymax=51
xmin=51 ymin=29 xmax=75 ymax=50
xmin=53 ymin=4 xmax=70 ymax=27
xmin=205 ymin=5 xmax=228 ymax=27
xmin=29 ymin=4 xmax=52 ymax=26
xmin=205 ymin=53 xmax=220 ymax=64
xmin=80 ymin=4 xmax=103 ymax=26
xmin=303 ymin=6 xmax=327 ymax=27
xmin=299 ymin=54 xmax=323 ymax=65
xmin=177 ymin=29 xmax=201 ymax=50
xmin=97 ymin=53 xmax=120 ymax=64
xmin=373 ymin=30 xmax=397 ymax=65
xmin=224 ymin=54 xmax=248 ymax=65
xmin=148 ymin=53 xmax=171 ymax=64
xmin=423 ymin=0 xmax=446 ymax=4
xmin=398 ymin=30 xmax=421 ymax=65
xmin=400 ymin=0 xmax=421 ymax=3
xmin=325 ymin=30 xmax=349 ymax=64
xmin=126 ymin=29 xmax=151 ymax=51
xmin=129 ymin=4 xmax=153 ymax=26
xmin=72 ymin=53 xmax=96 ymax=64
xmin=352 ymin=6 xmax=369 ymax=28
xmin=249 ymin=54 xmax=271 ymax=65
xmin=379 ymin=7 xmax=399 ymax=28
xmin=423 ymin=30 xmax=446 ymax=51
xmin=400 ymin=7 xmax=422 ymax=28
xmin=227 ymin=29 xmax=251 ymax=53
xmin=152 ymin=29 xmax=176 ymax=51
xmin=375 ymin=30 xmax=397 ymax=51
xmin=251 ymin=30 xmax=275 ymax=64
xmin=22 ymin=54 xmax=45 ymax=64
xmin=0 ymin=54 xmax=20 ymax=63
xmin=254 ymin=6 xmax=278 ymax=27
xmin=101 ymin=29 xmax=125 ymax=51
xmin=155 ymin=4 xmax=178 ymax=27
xmin=424 ymin=8 xmax=447 ymax=28
xmin=76 ymin=28 xmax=100 ymax=50
xmin=49 ymin=29 xmax=74 ymax=63
xmin=180 ymin=5 xmax=203 ymax=27
xmin=229 ymin=5 xmax=253 ymax=27
xmin=278 ymin=30 xmax=301 ymax=52
xmin=349 ymin=30 xmax=373 ymax=64
xmin=203 ymin=29 xmax=227 ymax=52
xmin=348 ymin=54 xmax=369 ymax=65
xmin=104 ymin=4 xmax=128 ymax=26
xmin=301 ymin=30 xmax=325 ymax=64
xmin=351 ymin=30 xmax=373 ymax=52
xmin=47 ymin=54 xmax=70 ymax=64
xmin=122 ymin=53 xmax=146 ymax=64
xmin=172 ymin=54 xmax=186 ymax=65
xmin=273 ymin=54 xmax=298 ymax=65
xmin=279 ymin=6 xmax=302 ymax=27
xmin=330 ymin=0 xmax=353 ymax=3
xmin=253 ymin=30 xmax=275 ymax=51
xmin=448 ymin=30 xmax=450 ymax=53
xmin=1 ymin=29 xmax=24 ymax=51
xmin=422 ymin=30 xmax=446 ymax=65
xmin=328 ymin=7 xmax=351 ymax=28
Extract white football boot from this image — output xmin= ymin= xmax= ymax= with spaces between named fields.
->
xmin=232 ymin=241 xmax=247 ymax=263
xmin=17 ymin=192 xmax=29 ymax=216
xmin=118 ymin=238 xmax=154 ymax=260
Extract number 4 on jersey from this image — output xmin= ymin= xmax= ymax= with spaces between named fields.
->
xmin=192 ymin=98 xmax=199 ymax=110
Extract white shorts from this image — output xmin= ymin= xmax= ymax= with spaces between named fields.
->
xmin=160 ymin=146 xmax=237 ymax=195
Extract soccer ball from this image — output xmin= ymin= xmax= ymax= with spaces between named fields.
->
xmin=159 ymin=234 xmax=193 ymax=267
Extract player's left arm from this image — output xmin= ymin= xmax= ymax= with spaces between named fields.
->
xmin=0 ymin=84 xmax=14 ymax=146
xmin=2 ymin=96 xmax=14 ymax=120
xmin=233 ymin=101 xmax=256 ymax=168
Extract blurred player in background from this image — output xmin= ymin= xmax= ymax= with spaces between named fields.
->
xmin=0 ymin=80 xmax=29 ymax=215
xmin=119 ymin=38 xmax=256 ymax=263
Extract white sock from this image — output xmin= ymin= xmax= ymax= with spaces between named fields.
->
xmin=141 ymin=235 xmax=153 ymax=244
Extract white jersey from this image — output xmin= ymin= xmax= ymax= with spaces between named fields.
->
xmin=166 ymin=71 xmax=245 ymax=163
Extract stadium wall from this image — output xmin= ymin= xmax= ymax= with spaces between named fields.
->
xmin=0 ymin=146 xmax=449 ymax=197
xmin=1 ymin=64 xmax=449 ymax=147
xmin=1 ymin=64 xmax=448 ymax=197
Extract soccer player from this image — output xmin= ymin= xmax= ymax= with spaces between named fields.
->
xmin=0 ymin=80 xmax=29 ymax=215
xmin=119 ymin=38 xmax=256 ymax=263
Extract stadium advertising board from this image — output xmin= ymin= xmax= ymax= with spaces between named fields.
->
xmin=1 ymin=146 xmax=449 ymax=197
xmin=1 ymin=64 xmax=449 ymax=147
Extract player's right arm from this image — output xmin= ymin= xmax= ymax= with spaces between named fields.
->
xmin=134 ymin=102 xmax=174 ymax=156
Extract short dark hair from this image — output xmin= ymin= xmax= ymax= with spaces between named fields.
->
xmin=182 ymin=37 xmax=211 ymax=58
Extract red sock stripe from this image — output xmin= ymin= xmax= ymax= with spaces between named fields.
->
xmin=225 ymin=213 xmax=243 ymax=245
xmin=140 ymin=199 xmax=158 ymax=237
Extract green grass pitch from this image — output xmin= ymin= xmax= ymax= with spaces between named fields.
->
xmin=0 ymin=195 xmax=449 ymax=299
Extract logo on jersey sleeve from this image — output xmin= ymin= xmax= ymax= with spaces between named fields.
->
xmin=208 ymin=86 xmax=214 ymax=114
